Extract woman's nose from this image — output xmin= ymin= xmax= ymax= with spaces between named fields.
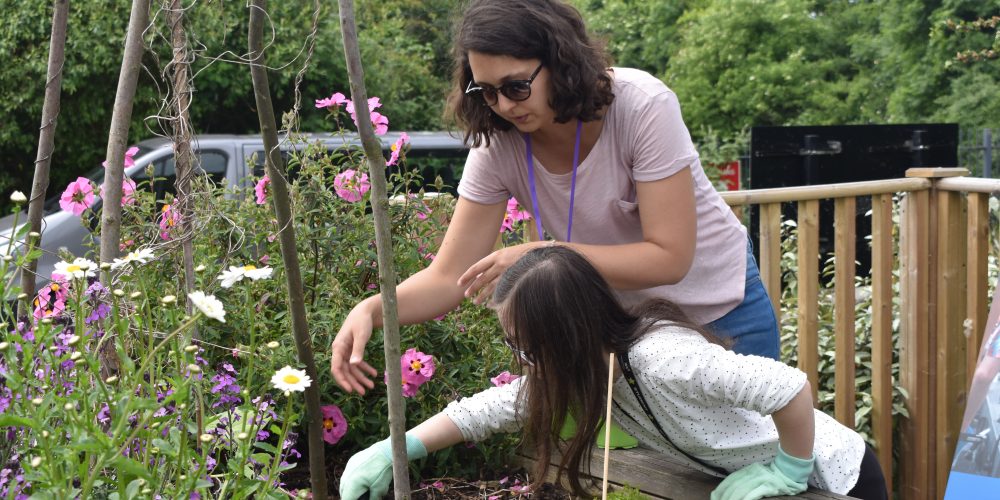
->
xmin=495 ymin=93 xmax=518 ymax=114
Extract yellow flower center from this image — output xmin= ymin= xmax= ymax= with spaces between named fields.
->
xmin=391 ymin=144 xmax=399 ymax=152
xmin=410 ymin=360 xmax=423 ymax=371
xmin=243 ymin=265 xmax=257 ymax=272
xmin=66 ymin=264 xmax=81 ymax=273
xmin=162 ymin=204 xmax=170 ymax=213
xmin=323 ymin=418 xmax=335 ymax=430
xmin=282 ymin=374 xmax=301 ymax=385
xmin=50 ymin=284 xmax=60 ymax=292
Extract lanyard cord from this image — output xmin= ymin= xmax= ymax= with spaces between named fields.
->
xmin=524 ymin=120 xmax=583 ymax=242
xmin=615 ymin=352 xmax=729 ymax=475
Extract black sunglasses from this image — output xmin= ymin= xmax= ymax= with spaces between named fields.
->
xmin=465 ymin=63 xmax=544 ymax=107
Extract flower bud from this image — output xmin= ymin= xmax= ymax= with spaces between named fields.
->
xmin=100 ymin=262 xmax=111 ymax=270
xmin=195 ymin=264 xmax=206 ymax=273
xmin=70 ymin=351 xmax=82 ymax=361
xmin=0 ymin=342 xmax=8 ymax=350
xmin=187 ymin=364 xmax=201 ymax=373
xmin=9 ymin=191 xmax=27 ymax=204
xmin=42 ymin=430 xmax=50 ymax=438
xmin=179 ymin=475 xmax=186 ymax=481
xmin=184 ymin=345 xmax=199 ymax=353
xmin=16 ymin=293 xmax=27 ymax=301
xmin=113 ymin=289 xmax=125 ymax=297
xmin=67 ymin=335 xmax=81 ymax=346
xmin=266 ymin=341 xmax=280 ymax=349
xmin=199 ymin=434 xmax=213 ymax=443
xmin=237 ymin=432 xmax=249 ymax=440
xmin=28 ymin=231 xmax=40 ymax=239
xmin=30 ymin=456 xmax=42 ymax=468
xmin=48 ymin=345 xmax=58 ymax=352
xmin=105 ymin=376 xmax=118 ymax=384
xmin=41 ymin=318 xmax=53 ymax=325
xmin=130 ymin=291 xmax=142 ymax=299
xmin=31 ymin=398 xmax=43 ymax=406
xmin=63 ymin=402 xmax=74 ymax=411
xmin=161 ymin=295 xmax=176 ymax=305
xmin=2 ymin=254 xmax=11 ymax=262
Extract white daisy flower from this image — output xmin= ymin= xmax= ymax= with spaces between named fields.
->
xmin=271 ymin=365 xmax=312 ymax=392
xmin=110 ymin=248 xmax=155 ymax=271
xmin=187 ymin=291 xmax=226 ymax=323
xmin=10 ymin=191 xmax=27 ymax=204
xmin=218 ymin=264 xmax=273 ymax=288
xmin=54 ymin=258 xmax=98 ymax=280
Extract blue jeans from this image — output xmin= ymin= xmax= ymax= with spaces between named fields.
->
xmin=706 ymin=240 xmax=781 ymax=360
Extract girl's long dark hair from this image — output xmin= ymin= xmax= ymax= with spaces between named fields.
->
xmin=446 ymin=0 xmax=615 ymax=147
xmin=493 ymin=246 xmax=727 ymax=497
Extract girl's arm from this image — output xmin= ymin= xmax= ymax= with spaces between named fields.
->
xmin=409 ymin=413 xmax=467 ymax=453
xmin=331 ymin=196 xmax=506 ymax=393
xmin=769 ymin=380 xmax=815 ymax=460
xmin=459 ymin=168 xmax=696 ymax=303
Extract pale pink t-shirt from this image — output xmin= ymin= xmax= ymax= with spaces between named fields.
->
xmin=457 ymin=67 xmax=747 ymax=323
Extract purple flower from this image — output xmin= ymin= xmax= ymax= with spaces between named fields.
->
xmin=96 ymin=403 xmax=111 ymax=424
xmin=210 ymin=363 xmax=242 ymax=409
xmin=86 ymin=303 xmax=111 ymax=325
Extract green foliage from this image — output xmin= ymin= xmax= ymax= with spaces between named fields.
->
xmin=608 ymin=484 xmax=650 ymax=500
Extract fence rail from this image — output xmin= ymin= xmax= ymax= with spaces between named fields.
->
xmin=717 ymin=167 xmax=994 ymax=500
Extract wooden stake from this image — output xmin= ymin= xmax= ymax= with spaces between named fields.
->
xmin=603 ymin=352 xmax=615 ymax=500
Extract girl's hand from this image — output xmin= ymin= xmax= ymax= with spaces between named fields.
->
xmin=710 ymin=447 xmax=814 ymax=500
xmin=457 ymin=243 xmax=541 ymax=305
xmin=330 ymin=301 xmax=380 ymax=394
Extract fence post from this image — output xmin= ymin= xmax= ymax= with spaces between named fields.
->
xmin=902 ymin=167 xmax=968 ymax=500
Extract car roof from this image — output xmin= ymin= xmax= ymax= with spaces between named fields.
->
xmin=136 ymin=131 xmax=470 ymax=152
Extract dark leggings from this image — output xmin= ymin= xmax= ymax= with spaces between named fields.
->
xmin=846 ymin=445 xmax=888 ymax=500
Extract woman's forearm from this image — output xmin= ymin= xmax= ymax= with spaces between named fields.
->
xmin=357 ymin=266 xmax=467 ymax=328
xmin=770 ymin=382 xmax=815 ymax=460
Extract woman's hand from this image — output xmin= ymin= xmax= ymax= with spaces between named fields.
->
xmin=330 ymin=300 xmax=380 ymax=394
xmin=457 ymin=242 xmax=542 ymax=305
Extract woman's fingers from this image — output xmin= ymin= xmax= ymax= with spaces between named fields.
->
xmin=331 ymin=313 xmax=377 ymax=394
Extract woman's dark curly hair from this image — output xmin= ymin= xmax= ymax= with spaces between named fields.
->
xmin=446 ymin=0 xmax=615 ymax=147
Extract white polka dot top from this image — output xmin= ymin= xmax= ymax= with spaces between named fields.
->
xmin=442 ymin=323 xmax=865 ymax=494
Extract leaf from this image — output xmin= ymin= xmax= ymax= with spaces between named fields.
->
xmin=125 ymin=478 xmax=144 ymax=499
xmin=112 ymin=456 xmax=153 ymax=482
xmin=254 ymin=441 xmax=278 ymax=454
xmin=0 ymin=415 xmax=38 ymax=429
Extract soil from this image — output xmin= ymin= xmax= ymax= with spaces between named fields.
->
xmin=282 ymin=438 xmax=572 ymax=499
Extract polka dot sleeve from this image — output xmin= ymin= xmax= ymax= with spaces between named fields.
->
xmin=442 ymin=378 xmax=524 ymax=442
xmin=637 ymin=326 xmax=807 ymax=416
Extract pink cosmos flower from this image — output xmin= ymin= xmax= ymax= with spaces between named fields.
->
xmin=370 ymin=112 xmax=389 ymax=136
xmin=401 ymin=347 xmax=435 ymax=386
xmin=490 ymin=371 xmax=520 ymax=387
xmin=102 ymin=146 xmax=140 ymax=169
xmin=254 ymin=176 xmax=270 ymax=205
xmin=386 ymin=132 xmax=410 ymax=166
xmin=158 ymin=203 xmax=181 ymax=240
xmin=385 ymin=347 xmax=436 ymax=398
xmin=320 ymin=404 xmax=348 ymax=445
xmin=33 ymin=285 xmax=66 ymax=320
xmin=59 ymin=177 xmax=96 ymax=216
xmin=121 ymin=177 xmax=137 ymax=206
xmin=345 ymin=96 xmax=381 ymax=117
xmin=315 ymin=92 xmax=347 ymax=109
xmin=333 ymin=169 xmax=370 ymax=203
xmin=500 ymin=197 xmax=531 ymax=233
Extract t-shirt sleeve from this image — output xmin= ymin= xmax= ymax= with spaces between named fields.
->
xmin=442 ymin=378 xmax=524 ymax=442
xmin=629 ymin=89 xmax=701 ymax=183
xmin=456 ymin=143 xmax=512 ymax=205
xmin=637 ymin=329 xmax=807 ymax=416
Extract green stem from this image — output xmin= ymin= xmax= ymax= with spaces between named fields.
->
xmin=264 ymin=397 xmax=295 ymax=494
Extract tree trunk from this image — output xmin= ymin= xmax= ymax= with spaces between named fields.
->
xmin=165 ymin=0 xmax=197 ymax=325
xmin=99 ymin=0 xmax=149 ymax=267
xmin=21 ymin=0 xmax=69 ymax=314
xmin=247 ymin=1 xmax=327 ymax=497
xmin=336 ymin=0 xmax=410 ymax=497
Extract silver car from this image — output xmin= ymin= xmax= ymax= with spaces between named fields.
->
xmin=0 ymin=132 xmax=468 ymax=292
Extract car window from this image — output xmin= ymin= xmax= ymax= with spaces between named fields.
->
xmin=155 ymin=150 xmax=229 ymax=200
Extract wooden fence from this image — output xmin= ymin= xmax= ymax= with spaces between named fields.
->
xmin=719 ymin=167 xmax=1000 ymax=500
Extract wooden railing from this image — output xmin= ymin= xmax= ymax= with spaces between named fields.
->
xmin=719 ymin=168 xmax=1000 ymax=500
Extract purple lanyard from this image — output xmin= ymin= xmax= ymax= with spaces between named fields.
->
xmin=524 ymin=120 xmax=582 ymax=242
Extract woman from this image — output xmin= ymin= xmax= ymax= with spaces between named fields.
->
xmin=338 ymin=247 xmax=887 ymax=500
xmin=331 ymin=0 xmax=778 ymax=394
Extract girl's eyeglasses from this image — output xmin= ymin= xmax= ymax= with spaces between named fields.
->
xmin=503 ymin=336 xmax=535 ymax=365
xmin=465 ymin=63 xmax=544 ymax=107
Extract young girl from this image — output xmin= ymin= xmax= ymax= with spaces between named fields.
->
xmin=338 ymin=247 xmax=887 ymax=500
xmin=331 ymin=0 xmax=780 ymax=395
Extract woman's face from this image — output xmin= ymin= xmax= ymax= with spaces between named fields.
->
xmin=466 ymin=51 xmax=555 ymax=134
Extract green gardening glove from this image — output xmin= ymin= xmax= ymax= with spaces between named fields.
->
xmin=339 ymin=433 xmax=428 ymax=500
xmin=710 ymin=446 xmax=814 ymax=500
xmin=558 ymin=412 xmax=638 ymax=449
